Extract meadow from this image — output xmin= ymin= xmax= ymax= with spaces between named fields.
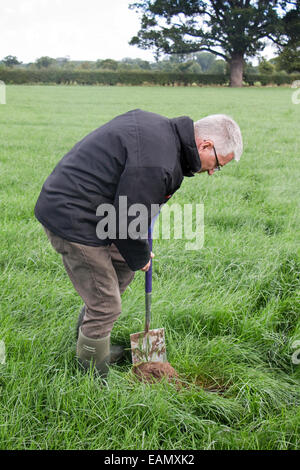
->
xmin=0 ymin=85 xmax=299 ymax=450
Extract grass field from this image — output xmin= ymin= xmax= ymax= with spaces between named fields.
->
xmin=0 ymin=85 xmax=299 ymax=450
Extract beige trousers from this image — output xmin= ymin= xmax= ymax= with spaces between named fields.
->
xmin=43 ymin=226 xmax=135 ymax=339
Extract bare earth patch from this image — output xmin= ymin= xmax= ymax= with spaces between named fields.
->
xmin=132 ymin=362 xmax=231 ymax=395
xmin=132 ymin=361 xmax=180 ymax=385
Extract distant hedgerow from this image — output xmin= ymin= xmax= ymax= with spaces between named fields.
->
xmin=0 ymin=68 xmax=299 ymax=86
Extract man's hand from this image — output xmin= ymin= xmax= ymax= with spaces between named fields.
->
xmin=140 ymin=252 xmax=155 ymax=272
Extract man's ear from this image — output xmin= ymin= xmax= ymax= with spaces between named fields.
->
xmin=202 ymin=139 xmax=214 ymax=150
xmin=195 ymin=138 xmax=214 ymax=152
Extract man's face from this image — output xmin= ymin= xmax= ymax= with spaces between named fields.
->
xmin=195 ymin=138 xmax=234 ymax=176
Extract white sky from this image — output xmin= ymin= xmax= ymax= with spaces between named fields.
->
xmin=0 ymin=0 xmax=155 ymax=63
xmin=0 ymin=0 xmax=276 ymax=64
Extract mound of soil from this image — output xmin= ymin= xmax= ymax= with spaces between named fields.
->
xmin=133 ymin=361 xmax=180 ymax=385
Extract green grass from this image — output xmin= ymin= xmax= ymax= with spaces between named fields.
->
xmin=0 ymin=85 xmax=299 ymax=450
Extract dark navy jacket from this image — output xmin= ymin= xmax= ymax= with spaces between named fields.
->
xmin=34 ymin=109 xmax=201 ymax=270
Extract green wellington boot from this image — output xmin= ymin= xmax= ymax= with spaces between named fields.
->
xmin=76 ymin=306 xmax=125 ymax=376
xmin=76 ymin=327 xmax=111 ymax=377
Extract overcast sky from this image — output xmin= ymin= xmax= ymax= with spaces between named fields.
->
xmin=1 ymin=0 xmax=155 ymax=63
xmin=1 ymin=0 xmax=275 ymax=64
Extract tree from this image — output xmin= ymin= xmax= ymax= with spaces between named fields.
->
xmin=35 ymin=56 xmax=55 ymax=69
xmin=177 ymin=59 xmax=200 ymax=72
xmin=187 ymin=61 xmax=202 ymax=73
xmin=244 ymin=60 xmax=259 ymax=74
xmin=277 ymin=1 xmax=300 ymax=72
xmin=96 ymin=59 xmax=119 ymax=70
xmin=129 ymin=1 xmax=286 ymax=87
xmin=151 ymin=57 xmax=177 ymax=71
xmin=258 ymin=58 xmax=276 ymax=74
xmin=78 ymin=61 xmax=93 ymax=70
xmin=277 ymin=46 xmax=300 ymax=73
xmin=120 ymin=57 xmax=151 ymax=70
xmin=2 ymin=55 xmax=22 ymax=67
xmin=207 ymin=59 xmax=227 ymax=74
xmin=194 ymin=52 xmax=216 ymax=73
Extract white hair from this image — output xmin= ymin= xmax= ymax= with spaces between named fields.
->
xmin=194 ymin=114 xmax=243 ymax=161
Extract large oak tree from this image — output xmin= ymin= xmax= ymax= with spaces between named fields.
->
xmin=277 ymin=0 xmax=300 ymax=73
xmin=129 ymin=0 xmax=285 ymax=87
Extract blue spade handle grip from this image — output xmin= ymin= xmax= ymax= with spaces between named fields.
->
xmin=145 ymin=225 xmax=153 ymax=294
xmin=145 ymin=213 xmax=159 ymax=293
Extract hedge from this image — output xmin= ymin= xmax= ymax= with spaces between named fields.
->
xmin=0 ymin=68 xmax=299 ymax=86
xmin=244 ymin=73 xmax=300 ymax=86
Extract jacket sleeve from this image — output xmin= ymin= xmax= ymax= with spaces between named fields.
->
xmin=111 ymin=165 xmax=169 ymax=271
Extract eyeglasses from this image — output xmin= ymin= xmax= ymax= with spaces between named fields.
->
xmin=213 ymin=146 xmax=221 ymax=172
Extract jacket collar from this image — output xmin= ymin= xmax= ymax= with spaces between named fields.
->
xmin=170 ymin=116 xmax=201 ymax=177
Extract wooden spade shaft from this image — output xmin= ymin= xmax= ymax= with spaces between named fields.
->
xmin=145 ymin=292 xmax=151 ymax=333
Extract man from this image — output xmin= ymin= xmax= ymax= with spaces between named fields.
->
xmin=34 ymin=109 xmax=243 ymax=377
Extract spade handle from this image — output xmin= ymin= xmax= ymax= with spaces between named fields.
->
xmin=145 ymin=225 xmax=153 ymax=333
xmin=145 ymin=213 xmax=159 ymax=332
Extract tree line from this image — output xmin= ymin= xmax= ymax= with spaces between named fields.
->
xmin=0 ymin=51 xmax=297 ymax=77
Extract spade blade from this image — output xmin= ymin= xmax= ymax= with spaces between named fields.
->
xmin=130 ymin=328 xmax=167 ymax=364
